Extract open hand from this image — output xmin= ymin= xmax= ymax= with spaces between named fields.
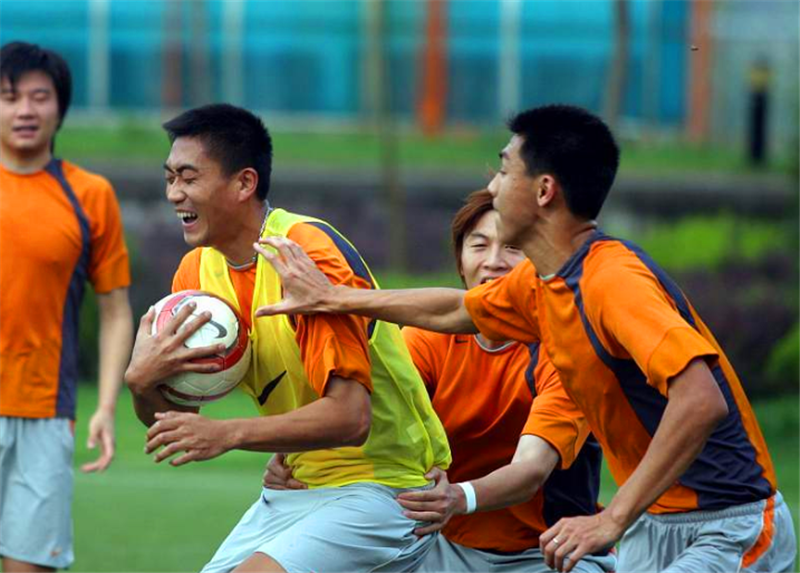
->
xmin=253 ymin=236 xmax=335 ymax=317
xmin=396 ymin=467 xmax=462 ymax=535
xmin=145 ymin=411 xmax=232 ymax=466
xmin=540 ymin=511 xmax=624 ymax=572
xmin=125 ymin=303 xmax=226 ymax=393
xmin=81 ymin=408 xmax=116 ymax=473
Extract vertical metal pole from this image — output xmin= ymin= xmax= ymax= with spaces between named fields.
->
xmin=362 ymin=0 xmax=382 ymax=126
xmin=88 ymin=0 xmax=110 ymax=112
xmin=365 ymin=0 xmax=406 ymax=271
xmin=222 ymin=0 xmax=245 ymax=106
xmin=499 ymin=0 xmax=521 ymax=118
xmin=603 ymin=0 xmax=630 ymax=130
xmin=642 ymin=0 xmax=662 ymax=131
xmin=162 ymin=0 xmax=184 ymax=109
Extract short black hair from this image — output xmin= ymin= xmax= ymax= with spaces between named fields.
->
xmin=508 ymin=105 xmax=619 ymax=220
xmin=0 ymin=41 xmax=73 ymax=127
xmin=163 ymin=104 xmax=273 ymax=201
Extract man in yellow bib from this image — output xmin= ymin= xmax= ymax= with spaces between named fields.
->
xmin=124 ymin=103 xmax=451 ymax=573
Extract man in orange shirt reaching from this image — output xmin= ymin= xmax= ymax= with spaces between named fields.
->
xmin=264 ymin=189 xmax=616 ymax=573
xmin=0 ymin=42 xmax=133 ymax=572
xmin=255 ymin=105 xmax=796 ymax=573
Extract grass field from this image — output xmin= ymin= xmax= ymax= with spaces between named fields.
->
xmin=69 ymin=385 xmax=799 ymax=571
xmin=56 ymin=121 xmax=796 ymax=176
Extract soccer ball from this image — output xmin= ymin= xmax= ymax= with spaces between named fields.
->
xmin=150 ymin=290 xmax=251 ymax=406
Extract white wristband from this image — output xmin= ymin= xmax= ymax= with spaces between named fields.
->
xmin=456 ymin=481 xmax=477 ymax=514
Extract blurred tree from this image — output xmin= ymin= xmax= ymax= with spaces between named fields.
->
xmin=162 ymin=0 xmax=183 ymax=108
xmin=365 ymin=0 xmax=406 ymax=271
xmin=604 ymin=0 xmax=629 ymax=130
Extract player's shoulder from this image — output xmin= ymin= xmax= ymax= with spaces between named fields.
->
xmin=285 ymin=217 xmax=374 ymax=289
xmin=510 ymin=258 xmax=536 ymax=278
xmin=490 ymin=258 xmax=537 ymax=298
xmin=581 ymin=235 xmax=659 ymax=299
xmin=177 ymin=248 xmax=203 ymax=271
xmin=286 ymin=219 xmax=347 ymax=256
xmin=484 ymin=258 xmax=536 ymax=291
xmin=60 ymin=160 xmax=115 ymax=195
xmin=172 ymin=248 xmax=203 ymax=291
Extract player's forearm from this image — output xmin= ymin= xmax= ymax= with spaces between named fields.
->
xmin=326 ymin=285 xmax=478 ymax=334
xmin=470 ymin=435 xmax=559 ymax=512
xmin=96 ymin=289 xmax=134 ymax=413
xmin=227 ymin=378 xmax=371 ymax=453
xmin=470 ymin=460 xmax=551 ymax=512
xmin=126 ymin=362 xmax=198 ymax=427
xmin=129 ymin=387 xmax=196 ymax=427
xmin=604 ymin=359 xmax=728 ymax=528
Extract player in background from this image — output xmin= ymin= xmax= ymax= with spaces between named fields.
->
xmin=254 ymin=104 xmax=796 ymax=572
xmin=264 ymin=189 xmax=616 ymax=573
xmin=124 ymin=103 xmax=451 ymax=573
xmin=0 ymin=42 xmax=133 ymax=572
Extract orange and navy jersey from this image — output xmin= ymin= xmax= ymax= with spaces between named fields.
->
xmin=402 ymin=327 xmax=603 ymax=552
xmin=0 ymin=159 xmax=131 ymax=419
xmin=173 ymin=221 xmax=374 ymax=398
xmin=465 ymin=230 xmax=776 ymax=514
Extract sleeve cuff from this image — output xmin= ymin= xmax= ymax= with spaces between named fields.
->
xmin=647 ymin=326 xmax=718 ymax=396
xmin=522 ymin=411 xmax=582 ymax=469
xmin=308 ymin=340 xmax=373 ymax=398
xmin=463 ymin=288 xmax=507 ymax=342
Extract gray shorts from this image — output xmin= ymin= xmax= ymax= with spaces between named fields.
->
xmin=0 ymin=417 xmax=75 ymax=569
xmin=417 ymin=534 xmax=617 ymax=573
xmin=618 ymin=491 xmax=797 ymax=573
xmin=201 ymin=483 xmax=436 ymax=573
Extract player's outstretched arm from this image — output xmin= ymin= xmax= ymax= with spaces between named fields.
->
xmin=253 ymin=237 xmax=478 ymax=334
xmin=397 ymin=435 xmax=559 ymax=535
xmin=540 ymin=358 xmax=729 ymax=573
xmin=125 ymin=303 xmax=219 ymax=426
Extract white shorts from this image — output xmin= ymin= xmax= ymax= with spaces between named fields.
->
xmin=618 ymin=491 xmax=797 ymax=573
xmin=201 ymin=484 xmax=436 ymax=573
xmin=0 ymin=417 xmax=75 ymax=569
xmin=417 ymin=534 xmax=616 ymax=573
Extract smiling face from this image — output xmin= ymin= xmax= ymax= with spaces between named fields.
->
xmin=164 ymin=136 xmax=243 ymax=249
xmin=487 ymin=134 xmax=542 ymax=246
xmin=459 ymin=210 xmax=525 ymax=290
xmin=0 ymin=70 xmax=60 ymax=165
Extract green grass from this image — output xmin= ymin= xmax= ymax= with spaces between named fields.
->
xmin=56 ymin=121 xmax=795 ymax=175
xmin=68 ymin=386 xmax=799 ymax=571
xmin=72 ymin=389 xmax=261 ymax=571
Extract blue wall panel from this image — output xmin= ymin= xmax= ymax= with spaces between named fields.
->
xmin=0 ymin=0 xmax=688 ymax=125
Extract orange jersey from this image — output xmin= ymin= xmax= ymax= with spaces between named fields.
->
xmin=0 ymin=159 xmax=130 ymax=419
xmin=402 ymin=327 xmax=602 ymax=552
xmin=465 ymin=230 xmax=776 ymax=514
xmin=172 ymin=221 xmax=373 ymax=396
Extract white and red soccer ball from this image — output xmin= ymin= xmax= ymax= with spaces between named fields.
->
xmin=151 ymin=290 xmax=251 ymax=406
